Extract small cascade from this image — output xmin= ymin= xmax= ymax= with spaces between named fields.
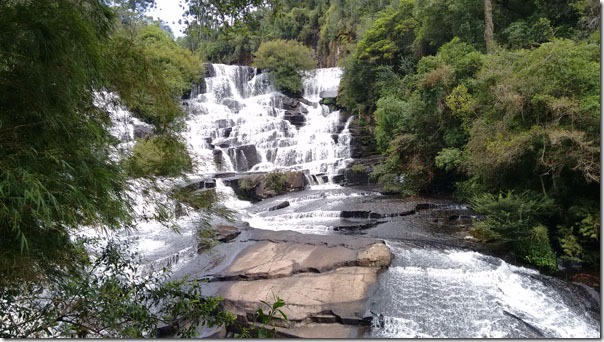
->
xmin=183 ymin=64 xmax=352 ymax=181
xmin=369 ymin=243 xmax=601 ymax=338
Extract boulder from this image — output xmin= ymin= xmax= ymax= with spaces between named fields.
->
xmin=215 ymin=225 xmax=241 ymax=243
xmin=283 ymin=111 xmax=306 ymax=127
xmin=281 ymin=96 xmax=299 ymax=110
xmin=319 ymin=90 xmax=338 ymax=99
xmin=269 ymin=201 xmax=290 ymax=211
xmin=285 ymin=171 xmax=307 ymax=191
xmin=227 ymin=145 xmax=260 ymax=171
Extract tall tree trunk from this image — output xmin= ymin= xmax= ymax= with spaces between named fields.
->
xmin=484 ymin=0 xmax=494 ymax=53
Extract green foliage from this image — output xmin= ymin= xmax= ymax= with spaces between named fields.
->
xmin=435 ymin=148 xmax=463 ymax=172
xmin=252 ymin=39 xmax=316 ymax=96
xmin=106 ymin=22 xmax=203 ymax=132
xmin=0 ymin=238 xmax=234 ymax=338
xmin=235 ymin=296 xmax=289 ymax=338
xmin=0 ymin=0 xmax=131 ymax=286
xmin=238 ymin=176 xmax=262 ymax=191
xmin=265 ymin=172 xmax=288 ymax=195
xmin=470 ymin=191 xmax=557 ymax=271
xmin=197 ymin=228 xmax=218 ymax=251
xmin=350 ymin=164 xmax=367 ymax=174
xmin=125 ymin=136 xmax=192 ymax=178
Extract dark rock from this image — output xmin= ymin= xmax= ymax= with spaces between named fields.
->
xmin=182 ymin=178 xmax=216 ymax=191
xmin=156 ymin=324 xmax=177 ymax=338
xmin=415 ymin=203 xmax=437 ymax=211
xmin=227 ymin=145 xmax=260 ymax=171
xmin=221 ymin=171 xmax=307 ymax=202
xmin=213 ymin=149 xmax=223 ymax=169
xmin=204 ymin=63 xmax=215 ymax=77
xmin=319 ymin=90 xmax=338 ymax=99
xmin=285 ymin=171 xmax=307 ymax=191
xmin=269 ymin=201 xmax=290 ymax=211
xmin=223 ymin=127 xmax=232 ymax=138
xmin=281 ymin=96 xmax=299 ymax=110
xmin=331 ymin=174 xmax=345 ymax=184
xmin=215 ymin=225 xmax=241 ymax=243
xmin=348 ymin=117 xmax=379 ymax=159
xmin=298 ymin=97 xmax=315 ymax=107
xmin=310 ymin=314 xmax=339 ymax=324
xmin=133 ymin=122 xmax=154 ymax=139
xmin=331 ymin=134 xmax=339 ymax=144
xmin=341 ymin=211 xmax=372 ymax=219
xmin=284 ymin=111 xmax=307 ymax=127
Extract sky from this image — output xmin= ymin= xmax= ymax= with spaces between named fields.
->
xmin=146 ymin=0 xmax=188 ymax=38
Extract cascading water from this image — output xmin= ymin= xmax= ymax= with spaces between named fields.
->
xmin=100 ymin=66 xmax=600 ymax=338
xmin=183 ymin=64 xmax=352 ymax=181
xmin=369 ymin=243 xmax=600 ymax=338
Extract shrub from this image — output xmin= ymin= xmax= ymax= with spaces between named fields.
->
xmin=252 ymin=39 xmax=316 ymax=96
xmin=470 ymin=191 xmax=557 ymax=271
xmin=266 ymin=172 xmax=288 ymax=194
xmin=350 ymin=164 xmax=367 ymax=174
xmin=125 ymin=135 xmax=192 ymax=177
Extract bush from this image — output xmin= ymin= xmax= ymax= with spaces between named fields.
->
xmin=470 ymin=191 xmax=557 ymax=271
xmin=350 ymin=164 xmax=367 ymax=174
xmin=125 ymin=136 xmax=192 ymax=177
xmin=266 ymin=172 xmax=288 ymax=194
xmin=252 ymin=39 xmax=316 ymax=96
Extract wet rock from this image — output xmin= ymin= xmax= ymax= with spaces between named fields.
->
xmin=222 ymin=171 xmax=308 ymax=202
xmin=348 ymin=118 xmax=379 ymax=159
xmin=342 ymin=159 xmax=382 ymax=186
xmin=281 ymin=96 xmax=299 ymax=110
xmin=283 ymin=111 xmax=307 ymax=127
xmin=215 ymin=118 xmax=234 ymax=129
xmin=215 ymin=225 xmax=241 ymax=243
xmin=133 ymin=122 xmax=154 ymax=139
xmin=269 ymin=201 xmax=290 ymax=211
xmin=227 ymin=145 xmax=260 ymax=171
xmin=319 ymin=90 xmax=338 ymax=99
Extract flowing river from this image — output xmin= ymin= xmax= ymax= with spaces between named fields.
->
xmin=108 ymin=64 xmax=600 ymax=338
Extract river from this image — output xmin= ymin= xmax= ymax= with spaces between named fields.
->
xmin=109 ymin=64 xmax=600 ymax=338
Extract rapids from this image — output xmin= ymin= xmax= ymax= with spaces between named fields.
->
xmin=105 ymin=64 xmax=600 ymax=338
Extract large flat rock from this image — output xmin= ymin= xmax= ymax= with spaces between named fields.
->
xmin=219 ymin=266 xmax=379 ymax=321
xmin=196 ymin=228 xmax=392 ymax=337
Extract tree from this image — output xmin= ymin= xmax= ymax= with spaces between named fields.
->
xmin=0 ymin=1 xmax=234 ymax=337
xmin=252 ymin=39 xmax=316 ymax=96
xmin=0 ymin=0 xmax=130 ymax=287
xmin=0 ymin=238 xmax=234 ymax=338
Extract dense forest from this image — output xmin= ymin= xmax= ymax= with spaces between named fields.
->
xmin=180 ymin=0 xmax=600 ymax=272
xmin=0 ymin=0 xmax=600 ymax=337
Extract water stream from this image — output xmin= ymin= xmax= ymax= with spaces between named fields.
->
xmin=107 ymin=64 xmax=600 ymax=338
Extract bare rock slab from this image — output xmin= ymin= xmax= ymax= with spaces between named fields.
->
xmin=220 ymin=266 xmax=379 ymax=322
xmin=207 ymin=229 xmax=392 ymax=337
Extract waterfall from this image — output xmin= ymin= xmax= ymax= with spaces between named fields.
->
xmin=183 ymin=64 xmax=352 ymax=180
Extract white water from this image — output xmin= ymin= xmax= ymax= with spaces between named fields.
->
xmin=183 ymin=64 xmax=352 ymax=179
xmin=98 ymin=65 xmax=600 ymax=339
xmin=371 ymin=244 xmax=600 ymax=338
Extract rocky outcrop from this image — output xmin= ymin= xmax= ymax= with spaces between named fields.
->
xmin=348 ymin=117 xmax=378 ymax=159
xmin=227 ymin=145 xmax=260 ymax=171
xmin=279 ymin=95 xmax=313 ymax=128
xmin=190 ymin=229 xmax=392 ymax=338
xmin=222 ymin=171 xmax=308 ymax=202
